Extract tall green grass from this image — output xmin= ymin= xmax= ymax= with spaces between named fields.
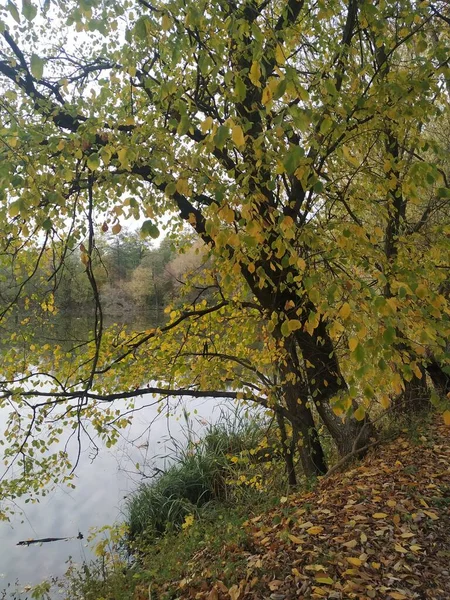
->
xmin=125 ymin=407 xmax=272 ymax=543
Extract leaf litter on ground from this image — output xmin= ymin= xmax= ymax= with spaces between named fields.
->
xmin=151 ymin=419 xmax=450 ymax=600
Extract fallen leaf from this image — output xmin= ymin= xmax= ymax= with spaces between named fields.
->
xmin=316 ymin=576 xmax=334 ymax=585
xmin=288 ymin=534 xmax=304 ymax=544
xmin=373 ymin=513 xmax=388 ymax=519
xmin=307 ymin=526 xmax=324 ymax=535
xmin=268 ymin=580 xmax=283 ymax=591
xmin=423 ymin=510 xmax=439 ymax=520
xmin=347 ymin=557 xmax=362 ymax=567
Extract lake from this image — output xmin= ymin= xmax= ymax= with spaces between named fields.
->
xmin=0 ymin=392 xmax=231 ymax=596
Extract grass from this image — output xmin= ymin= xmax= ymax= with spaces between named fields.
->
xmin=54 ymin=408 xmax=285 ymax=600
xmin=125 ymin=407 xmax=282 ymax=544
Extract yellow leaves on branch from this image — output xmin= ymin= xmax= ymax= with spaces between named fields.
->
xmin=201 ymin=116 xmax=213 ymax=134
xmin=353 ymin=405 xmax=366 ymax=421
xmin=176 ymin=178 xmax=191 ymax=197
xmin=280 ymin=319 xmax=302 ymax=337
xmin=348 ymin=338 xmax=358 ymax=352
xmin=249 ymin=61 xmax=261 ymax=87
xmin=339 ymin=302 xmax=351 ymax=320
xmin=231 ymin=125 xmax=245 ymax=147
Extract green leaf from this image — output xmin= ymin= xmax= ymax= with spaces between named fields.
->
xmin=134 ymin=15 xmax=152 ymax=39
xmin=280 ymin=320 xmax=290 ymax=337
xmin=283 ymin=146 xmax=304 ymax=175
xmin=383 ymin=326 xmax=396 ymax=345
xmin=87 ymin=153 xmax=100 ymax=171
xmin=354 ymin=344 xmax=365 ymax=363
xmin=42 ymin=218 xmax=52 ymax=231
xmin=7 ymin=1 xmax=20 ymax=23
xmin=214 ymin=125 xmax=229 ymax=150
xmin=437 ymin=187 xmax=450 ymax=199
xmin=9 ymin=199 xmax=22 ymax=217
xmin=30 ymin=54 xmax=44 ymax=80
xmin=234 ymin=76 xmax=246 ymax=102
xmin=140 ymin=220 xmax=160 ymax=239
xmin=22 ymin=0 xmax=37 ymax=21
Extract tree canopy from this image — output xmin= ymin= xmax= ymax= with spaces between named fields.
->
xmin=0 ymin=0 xmax=449 ymax=512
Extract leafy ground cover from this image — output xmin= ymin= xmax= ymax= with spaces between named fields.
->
xmin=143 ymin=419 xmax=450 ymax=600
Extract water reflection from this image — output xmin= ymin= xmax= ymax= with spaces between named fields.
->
xmin=0 ymin=391 xmax=229 ymax=593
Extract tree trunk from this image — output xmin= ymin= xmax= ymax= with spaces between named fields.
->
xmin=393 ymin=368 xmax=430 ymax=414
xmin=295 ymin=317 xmax=378 ymax=456
xmin=276 ymin=412 xmax=298 ymax=488
xmin=276 ymin=332 xmax=328 ymax=478
xmin=426 ymin=358 xmax=450 ymax=398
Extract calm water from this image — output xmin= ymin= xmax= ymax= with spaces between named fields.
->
xmin=0 ymin=308 xmax=231 ymax=594
xmin=0 ymin=394 xmax=228 ymax=594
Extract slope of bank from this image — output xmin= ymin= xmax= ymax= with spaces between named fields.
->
xmin=147 ymin=420 xmax=450 ymax=600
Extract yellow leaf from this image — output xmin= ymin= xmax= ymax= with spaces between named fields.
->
xmin=415 ymin=284 xmax=427 ymax=299
xmin=347 ymin=557 xmax=362 ymax=567
xmin=249 ymin=61 xmax=261 ymax=87
xmin=410 ymin=544 xmax=422 ymax=552
xmin=390 ymin=593 xmax=408 ymax=600
xmin=423 ymin=510 xmax=439 ymax=520
xmin=161 ymin=13 xmax=171 ymax=31
xmin=316 ymin=577 xmax=334 ymax=585
xmin=348 ymin=338 xmax=358 ymax=352
xmin=288 ymin=319 xmax=302 ymax=332
xmin=176 ymin=178 xmax=191 ymax=196
xmin=372 ymin=513 xmax=388 ymax=519
xmin=288 ymin=534 xmax=304 ymax=544
xmin=201 ymin=116 xmax=213 ymax=133
xmin=275 ymin=44 xmax=285 ymax=65
xmin=342 ymin=145 xmax=359 ymax=167
xmin=443 ymin=410 xmax=450 ymax=426
xmin=228 ymin=584 xmax=240 ymax=600
xmin=117 ymin=147 xmax=130 ymax=167
xmin=339 ymin=302 xmax=351 ymax=320
xmin=261 ymin=85 xmax=273 ymax=106
xmin=353 ymin=405 xmax=366 ymax=421
xmin=394 ymin=543 xmax=408 ymax=553
xmin=181 ymin=514 xmax=194 ymax=530
xmin=112 ymin=223 xmax=121 ymax=234
xmin=306 ymin=526 xmax=324 ymax=535
xmin=360 ymin=532 xmax=367 ymax=543
xmin=231 ymin=125 xmax=245 ymax=147
xmin=343 ymin=539 xmax=358 ymax=548
xmin=380 ymin=394 xmax=390 ymax=409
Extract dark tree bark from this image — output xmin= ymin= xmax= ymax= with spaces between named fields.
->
xmin=426 ymin=358 xmax=450 ymax=398
xmin=276 ymin=412 xmax=298 ymax=487
xmin=295 ymin=316 xmax=378 ymax=456
xmin=275 ymin=330 xmax=328 ymax=478
xmin=393 ymin=367 xmax=430 ymax=414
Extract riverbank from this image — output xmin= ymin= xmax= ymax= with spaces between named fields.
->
xmin=59 ymin=416 xmax=450 ymax=600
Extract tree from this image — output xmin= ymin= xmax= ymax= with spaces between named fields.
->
xmin=0 ymin=0 xmax=449 ymax=508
